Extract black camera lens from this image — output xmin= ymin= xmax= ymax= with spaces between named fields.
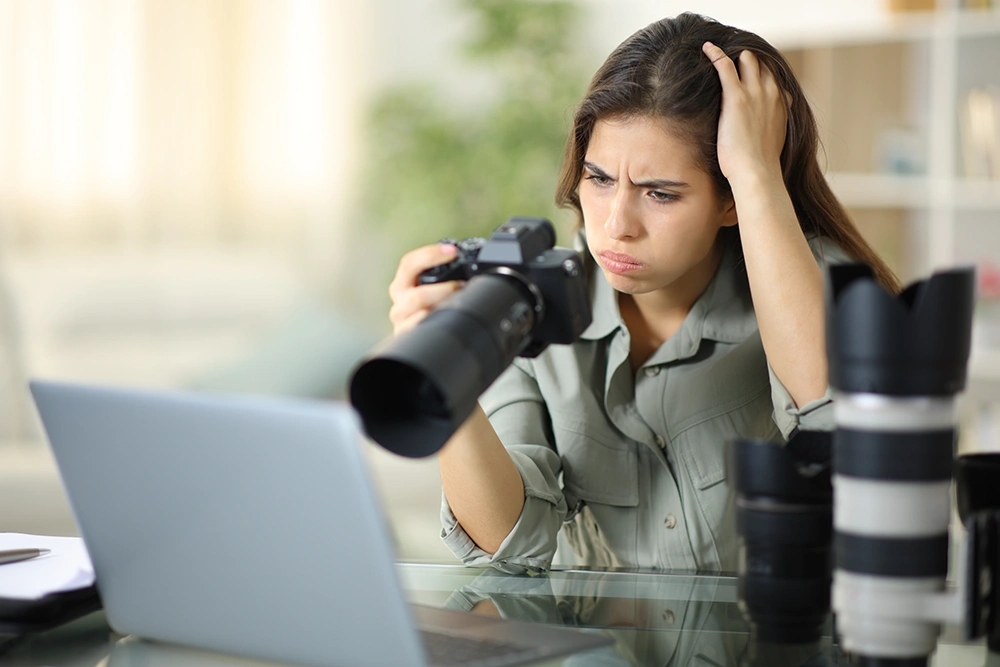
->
xmin=954 ymin=453 xmax=1000 ymax=652
xmin=349 ymin=218 xmax=591 ymax=458
xmin=350 ymin=274 xmax=537 ymax=458
xmin=956 ymin=453 xmax=1000 ymax=523
xmin=726 ymin=433 xmax=833 ymax=644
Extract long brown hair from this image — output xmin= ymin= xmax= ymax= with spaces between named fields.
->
xmin=555 ymin=12 xmax=900 ymax=293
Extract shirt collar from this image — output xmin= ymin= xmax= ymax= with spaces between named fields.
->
xmin=578 ymin=258 xmax=623 ymax=341
xmin=578 ymin=240 xmax=758 ymax=350
xmin=699 ymin=243 xmax=758 ymax=344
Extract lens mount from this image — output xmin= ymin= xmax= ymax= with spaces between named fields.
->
xmin=484 ymin=266 xmax=545 ymax=323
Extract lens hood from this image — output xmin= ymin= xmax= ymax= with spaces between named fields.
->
xmin=726 ymin=437 xmax=832 ymax=504
xmin=825 ymin=264 xmax=975 ymax=396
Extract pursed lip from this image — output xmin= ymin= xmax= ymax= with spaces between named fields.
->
xmin=598 ymin=250 xmax=643 ymax=274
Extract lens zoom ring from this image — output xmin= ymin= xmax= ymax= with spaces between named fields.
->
xmin=737 ymin=503 xmax=832 ymax=546
xmin=834 ymin=429 xmax=955 ymax=481
xmin=835 ymin=533 xmax=949 ymax=577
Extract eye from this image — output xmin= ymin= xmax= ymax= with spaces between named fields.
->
xmin=584 ymin=174 xmax=612 ymax=187
xmin=649 ymin=190 xmax=679 ymax=202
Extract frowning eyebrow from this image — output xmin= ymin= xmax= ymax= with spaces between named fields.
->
xmin=583 ymin=161 xmax=690 ymax=189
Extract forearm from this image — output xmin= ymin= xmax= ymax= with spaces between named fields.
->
xmin=732 ymin=169 xmax=828 ymax=407
xmin=438 ymin=404 xmax=526 ymax=554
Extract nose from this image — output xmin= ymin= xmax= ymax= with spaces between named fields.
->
xmin=605 ymin=189 xmax=640 ymax=240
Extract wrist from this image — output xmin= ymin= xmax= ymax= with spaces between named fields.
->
xmin=726 ymin=160 xmax=784 ymax=195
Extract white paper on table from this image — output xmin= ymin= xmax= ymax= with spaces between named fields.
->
xmin=0 ymin=533 xmax=95 ymax=600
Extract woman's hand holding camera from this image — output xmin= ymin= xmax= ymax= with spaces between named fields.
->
xmin=386 ymin=242 xmax=526 ymax=555
xmin=388 ymin=243 xmax=463 ymax=336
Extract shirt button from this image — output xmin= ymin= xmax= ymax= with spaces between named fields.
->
xmin=644 ymin=366 xmax=660 ymax=377
xmin=655 ymin=434 xmax=666 ymax=449
xmin=662 ymin=610 xmax=675 ymax=624
xmin=664 ymin=514 xmax=677 ymax=529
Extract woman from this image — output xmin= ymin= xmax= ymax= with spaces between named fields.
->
xmin=388 ymin=13 xmax=898 ymax=573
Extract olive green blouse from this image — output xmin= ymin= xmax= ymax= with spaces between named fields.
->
xmin=440 ymin=236 xmax=850 ymax=574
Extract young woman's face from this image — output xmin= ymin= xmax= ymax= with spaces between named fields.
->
xmin=580 ymin=115 xmax=736 ymax=297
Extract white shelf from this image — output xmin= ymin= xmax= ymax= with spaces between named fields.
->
xmin=773 ymin=9 xmax=1000 ymax=50
xmin=826 ymin=172 xmax=1000 ymax=211
xmin=826 ymin=172 xmax=931 ymax=209
xmin=954 ymin=8 xmax=1000 ymax=38
xmin=970 ymin=347 xmax=1000 ymax=381
xmin=772 ymin=17 xmax=935 ymax=50
xmin=954 ymin=179 xmax=1000 ymax=211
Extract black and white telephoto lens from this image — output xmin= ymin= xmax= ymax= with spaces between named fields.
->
xmin=826 ymin=264 xmax=975 ymax=666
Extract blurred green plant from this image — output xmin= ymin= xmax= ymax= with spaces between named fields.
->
xmin=359 ymin=0 xmax=588 ymax=260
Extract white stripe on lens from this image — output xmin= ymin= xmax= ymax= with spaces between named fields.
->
xmin=834 ymin=393 xmax=956 ymax=431
xmin=833 ymin=477 xmax=952 ymax=537
xmin=834 ymin=570 xmax=951 ymax=657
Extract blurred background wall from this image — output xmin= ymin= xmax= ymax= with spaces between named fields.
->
xmin=1 ymin=0 xmax=999 ymax=562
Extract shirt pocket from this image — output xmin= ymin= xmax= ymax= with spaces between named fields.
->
xmin=552 ymin=417 xmax=639 ymax=507
xmin=672 ymin=386 xmax=778 ymax=570
xmin=673 ymin=380 xmax=778 ymax=491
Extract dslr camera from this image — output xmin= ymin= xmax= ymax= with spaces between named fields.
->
xmin=416 ymin=217 xmax=590 ymax=357
xmin=350 ymin=217 xmax=592 ymax=458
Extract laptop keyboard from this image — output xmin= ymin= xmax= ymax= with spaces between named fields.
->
xmin=421 ymin=630 xmax=544 ymax=667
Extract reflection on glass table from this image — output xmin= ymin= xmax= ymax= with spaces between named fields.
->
xmin=2 ymin=563 xmax=992 ymax=667
xmin=399 ymin=564 xmax=993 ymax=667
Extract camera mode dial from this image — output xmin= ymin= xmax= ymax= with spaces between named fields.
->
xmin=418 ymin=237 xmax=486 ymax=284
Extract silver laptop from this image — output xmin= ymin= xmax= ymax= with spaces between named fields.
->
xmin=29 ymin=380 xmax=611 ymax=667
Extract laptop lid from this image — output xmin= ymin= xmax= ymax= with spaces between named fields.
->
xmin=30 ymin=380 xmax=427 ymax=667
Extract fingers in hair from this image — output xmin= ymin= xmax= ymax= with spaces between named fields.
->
xmin=702 ymin=41 xmax=741 ymax=86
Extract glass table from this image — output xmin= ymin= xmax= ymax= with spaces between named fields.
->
xmin=0 ymin=562 xmax=994 ymax=667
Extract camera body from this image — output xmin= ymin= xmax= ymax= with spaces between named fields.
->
xmin=418 ymin=217 xmax=591 ymax=357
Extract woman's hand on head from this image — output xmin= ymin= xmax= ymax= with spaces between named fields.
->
xmin=387 ymin=243 xmax=463 ymax=336
xmin=702 ymin=41 xmax=788 ymax=188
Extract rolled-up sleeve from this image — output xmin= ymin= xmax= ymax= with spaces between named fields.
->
xmin=440 ymin=358 xmax=567 ymax=574
xmin=769 ymin=235 xmax=853 ymax=440
xmin=768 ymin=364 xmax=835 ymax=440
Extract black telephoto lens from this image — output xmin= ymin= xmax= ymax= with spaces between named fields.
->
xmin=349 ymin=217 xmax=591 ymax=458
xmin=954 ymin=453 xmax=1000 ymax=652
xmin=956 ymin=454 xmax=1000 ymax=525
xmin=349 ymin=273 xmax=537 ymax=458
xmin=726 ymin=432 xmax=833 ymax=644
